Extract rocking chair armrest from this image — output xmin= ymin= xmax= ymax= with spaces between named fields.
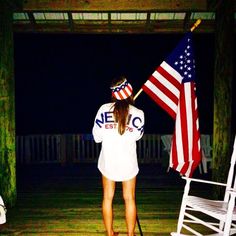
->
xmin=182 ymin=176 xmax=227 ymax=187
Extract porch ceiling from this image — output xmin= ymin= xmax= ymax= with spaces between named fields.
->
xmin=11 ymin=0 xmax=236 ymax=33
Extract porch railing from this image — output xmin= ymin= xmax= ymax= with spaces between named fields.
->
xmin=16 ymin=134 xmax=163 ymax=164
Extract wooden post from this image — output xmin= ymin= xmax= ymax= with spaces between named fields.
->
xmin=0 ymin=2 xmax=17 ymax=207
xmin=212 ymin=0 xmax=234 ymax=198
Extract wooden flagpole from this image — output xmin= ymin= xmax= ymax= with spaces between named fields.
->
xmin=133 ymin=19 xmax=202 ymax=101
xmin=133 ymin=87 xmax=143 ymax=100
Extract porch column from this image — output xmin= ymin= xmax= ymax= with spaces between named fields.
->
xmin=212 ymin=0 xmax=234 ymax=193
xmin=0 ymin=1 xmax=16 ymax=206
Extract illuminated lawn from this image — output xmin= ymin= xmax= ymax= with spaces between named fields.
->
xmin=0 ymin=164 xmax=211 ymax=235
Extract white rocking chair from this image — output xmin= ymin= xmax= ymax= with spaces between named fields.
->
xmin=171 ymin=135 xmax=236 ymax=236
xmin=161 ymin=135 xmax=173 ymax=154
xmin=200 ymin=135 xmax=213 ymax=174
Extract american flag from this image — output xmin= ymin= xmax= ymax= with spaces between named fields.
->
xmin=142 ymin=32 xmax=201 ymax=177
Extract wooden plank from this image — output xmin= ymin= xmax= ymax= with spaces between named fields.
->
xmin=22 ymin=0 xmax=209 ymax=12
xmin=13 ymin=20 xmax=215 ymax=33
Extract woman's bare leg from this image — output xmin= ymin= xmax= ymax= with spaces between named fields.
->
xmin=122 ymin=177 xmax=137 ymax=236
xmin=102 ymin=175 xmax=117 ymax=236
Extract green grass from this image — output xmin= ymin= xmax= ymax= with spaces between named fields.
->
xmin=0 ymin=164 xmax=213 ymax=235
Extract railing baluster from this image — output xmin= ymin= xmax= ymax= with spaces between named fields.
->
xmin=16 ymin=133 xmax=210 ymax=166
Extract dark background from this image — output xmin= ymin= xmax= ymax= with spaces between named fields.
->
xmin=14 ymin=33 xmax=233 ymax=135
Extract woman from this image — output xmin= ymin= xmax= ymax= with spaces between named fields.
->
xmin=92 ymin=76 xmax=145 ymax=236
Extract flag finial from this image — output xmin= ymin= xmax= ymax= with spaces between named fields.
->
xmin=191 ymin=19 xmax=201 ymax=32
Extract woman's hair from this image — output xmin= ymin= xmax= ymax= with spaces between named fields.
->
xmin=111 ymin=76 xmax=134 ymax=135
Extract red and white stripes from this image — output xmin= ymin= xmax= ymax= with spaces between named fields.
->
xmin=111 ymin=80 xmax=133 ymax=100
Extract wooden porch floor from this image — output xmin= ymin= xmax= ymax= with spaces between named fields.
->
xmin=0 ymin=164 xmax=210 ymax=235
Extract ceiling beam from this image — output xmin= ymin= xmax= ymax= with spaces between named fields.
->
xmin=28 ymin=12 xmax=36 ymax=25
xmin=21 ymin=0 xmax=210 ymax=12
xmin=12 ymin=0 xmax=236 ymax=34
xmin=68 ymin=12 xmax=74 ymax=32
xmin=13 ymin=19 xmax=215 ymax=34
xmin=183 ymin=12 xmax=192 ymax=32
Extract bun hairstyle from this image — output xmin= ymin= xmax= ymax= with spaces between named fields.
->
xmin=110 ymin=76 xmax=134 ymax=135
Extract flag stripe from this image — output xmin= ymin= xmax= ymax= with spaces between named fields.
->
xmin=142 ymin=80 xmax=177 ymax=119
xmin=158 ymin=62 xmax=182 ymax=89
xmin=152 ymin=70 xmax=179 ymax=104
xmin=179 ymin=84 xmax=193 ymax=175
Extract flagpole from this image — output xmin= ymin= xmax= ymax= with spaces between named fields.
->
xmin=134 ymin=88 xmax=143 ymax=100
xmin=133 ymin=19 xmax=202 ymax=101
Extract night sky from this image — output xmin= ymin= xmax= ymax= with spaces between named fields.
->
xmin=14 ymin=33 xmax=230 ymax=136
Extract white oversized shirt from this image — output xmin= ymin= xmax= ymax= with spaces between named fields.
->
xmin=92 ymin=103 xmax=145 ymax=181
